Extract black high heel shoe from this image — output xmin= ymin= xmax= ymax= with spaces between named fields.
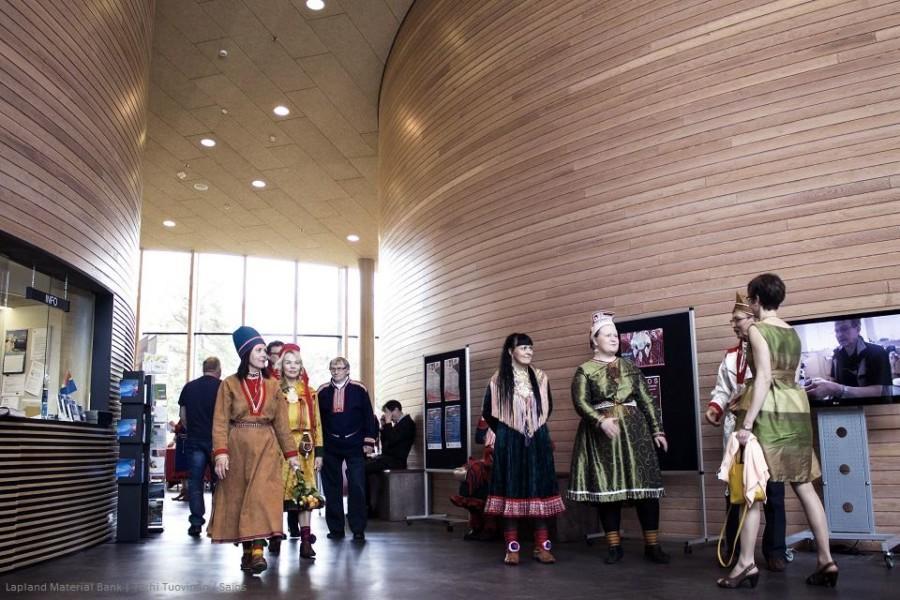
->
xmin=717 ymin=564 xmax=760 ymax=589
xmin=806 ymin=561 xmax=839 ymax=587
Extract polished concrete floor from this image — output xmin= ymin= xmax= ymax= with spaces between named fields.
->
xmin=1 ymin=494 xmax=895 ymax=599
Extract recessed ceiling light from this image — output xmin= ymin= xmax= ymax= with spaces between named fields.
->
xmin=200 ymin=138 xmax=216 ymax=148
xmin=268 ymin=135 xmax=277 ymax=143
xmin=220 ymin=108 xmax=229 ymax=115
xmin=176 ymin=171 xmax=187 ymax=180
xmin=163 ymin=220 xmax=176 ymax=228
xmin=193 ymin=182 xmax=209 ymax=191
xmin=306 ymin=0 xmax=325 ymax=10
xmin=273 ymin=105 xmax=290 ymax=117
xmin=346 ymin=234 xmax=360 ymax=242
xmin=251 ymin=180 xmax=266 ymax=189
xmin=218 ymin=49 xmax=228 ymax=58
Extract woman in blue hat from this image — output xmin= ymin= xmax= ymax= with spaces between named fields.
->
xmin=207 ymin=326 xmax=300 ymax=574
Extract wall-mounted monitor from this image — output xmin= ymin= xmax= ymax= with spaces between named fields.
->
xmin=791 ymin=309 xmax=900 ymax=407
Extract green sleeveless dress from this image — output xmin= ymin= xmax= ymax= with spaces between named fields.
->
xmin=737 ymin=322 xmax=821 ymax=483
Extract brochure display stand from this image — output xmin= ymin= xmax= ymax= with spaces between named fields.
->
xmin=406 ymin=347 xmax=470 ymax=531
xmin=116 ymin=371 xmax=151 ymax=542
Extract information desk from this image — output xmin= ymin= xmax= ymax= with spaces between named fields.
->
xmin=0 ymin=416 xmax=117 ymax=573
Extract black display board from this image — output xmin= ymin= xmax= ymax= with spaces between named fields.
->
xmin=616 ymin=310 xmax=700 ymax=472
xmin=422 ymin=348 xmax=469 ymax=471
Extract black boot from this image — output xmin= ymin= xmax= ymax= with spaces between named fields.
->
xmin=268 ymin=537 xmax=281 ymax=555
xmin=605 ymin=545 xmax=624 ymax=564
xmin=644 ymin=544 xmax=670 ymax=564
xmin=287 ymin=511 xmax=301 ymax=539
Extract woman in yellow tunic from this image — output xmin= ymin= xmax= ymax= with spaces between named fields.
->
xmin=208 ymin=326 xmax=299 ymax=575
xmin=269 ymin=343 xmax=323 ymax=560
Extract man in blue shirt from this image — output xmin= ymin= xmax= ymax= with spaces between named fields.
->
xmin=179 ymin=356 xmax=222 ymax=536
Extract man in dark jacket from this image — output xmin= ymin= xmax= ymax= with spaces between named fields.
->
xmin=366 ymin=400 xmax=416 ymax=517
xmin=179 ymin=356 xmax=222 ymax=536
xmin=317 ymin=357 xmax=379 ymax=541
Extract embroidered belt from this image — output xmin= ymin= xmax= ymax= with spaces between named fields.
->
xmin=592 ymin=401 xmax=637 ymax=410
xmin=230 ymin=420 xmax=272 ymax=428
xmin=328 ymin=428 xmax=360 ymax=439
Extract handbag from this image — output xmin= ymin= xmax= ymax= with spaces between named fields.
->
xmin=717 ymin=449 xmax=766 ymax=567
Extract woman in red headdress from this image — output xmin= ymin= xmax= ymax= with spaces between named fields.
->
xmin=268 ymin=344 xmax=323 ymax=560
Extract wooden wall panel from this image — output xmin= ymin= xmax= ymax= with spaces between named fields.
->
xmin=379 ymin=0 xmax=900 ymax=540
xmin=0 ymin=0 xmax=153 ymax=418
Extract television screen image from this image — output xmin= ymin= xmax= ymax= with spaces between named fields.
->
xmin=116 ymin=458 xmax=137 ymax=479
xmin=793 ymin=310 xmax=900 ymax=406
xmin=117 ymin=418 xmax=138 ymax=439
xmin=120 ymin=378 xmax=140 ymax=400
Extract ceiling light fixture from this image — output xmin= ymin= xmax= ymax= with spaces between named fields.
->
xmin=306 ymin=0 xmax=325 ymax=10
xmin=193 ymin=182 xmax=209 ymax=191
xmin=251 ymin=180 xmax=266 ymax=189
xmin=163 ymin=220 xmax=176 ymax=228
xmin=346 ymin=234 xmax=360 ymax=242
xmin=200 ymin=138 xmax=216 ymax=148
xmin=218 ymin=49 xmax=228 ymax=58
xmin=273 ymin=105 xmax=290 ymax=117
xmin=176 ymin=171 xmax=187 ymax=180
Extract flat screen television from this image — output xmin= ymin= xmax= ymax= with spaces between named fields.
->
xmin=791 ymin=309 xmax=900 ymax=407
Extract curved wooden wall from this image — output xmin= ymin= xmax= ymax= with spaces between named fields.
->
xmin=0 ymin=0 xmax=153 ymax=568
xmin=0 ymin=1 xmax=153 ymax=417
xmin=379 ymin=0 xmax=900 ymax=537
xmin=0 ymin=418 xmax=117 ymax=573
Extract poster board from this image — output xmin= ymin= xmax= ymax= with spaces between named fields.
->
xmin=616 ymin=309 xmax=701 ymax=472
xmin=423 ymin=348 xmax=470 ymax=471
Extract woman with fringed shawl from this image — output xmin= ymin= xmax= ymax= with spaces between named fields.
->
xmin=482 ymin=333 xmax=565 ymax=566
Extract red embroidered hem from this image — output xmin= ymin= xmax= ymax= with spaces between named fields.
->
xmin=283 ymin=450 xmax=299 ymax=458
xmin=213 ymin=448 xmax=229 ymax=457
xmin=484 ymin=495 xmax=566 ymax=518
xmin=209 ymin=531 xmax=285 ymax=544
xmin=707 ymin=403 xmax=723 ymax=417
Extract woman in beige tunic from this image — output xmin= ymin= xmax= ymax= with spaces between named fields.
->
xmin=208 ymin=326 xmax=299 ymax=575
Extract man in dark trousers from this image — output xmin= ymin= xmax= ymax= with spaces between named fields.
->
xmin=366 ymin=400 xmax=416 ymax=517
xmin=317 ymin=356 xmax=378 ymax=541
xmin=179 ymin=356 xmax=222 ymax=537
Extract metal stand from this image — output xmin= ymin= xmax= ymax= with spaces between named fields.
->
xmin=405 ymin=470 xmax=467 ymax=532
xmin=784 ymin=406 xmax=898 ymax=568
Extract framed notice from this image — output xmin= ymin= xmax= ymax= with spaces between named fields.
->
xmin=2 ymin=329 xmax=27 ymax=374
xmin=422 ymin=348 xmax=470 ymax=471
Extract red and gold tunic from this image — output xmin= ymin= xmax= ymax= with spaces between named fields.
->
xmin=280 ymin=376 xmax=323 ymax=505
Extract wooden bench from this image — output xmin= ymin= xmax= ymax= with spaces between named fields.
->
xmin=375 ymin=469 xmax=425 ymax=521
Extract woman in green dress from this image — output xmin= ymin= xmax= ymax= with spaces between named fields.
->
xmin=718 ymin=273 xmax=838 ymax=589
xmin=567 ymin=312 xmax=670 ymax=565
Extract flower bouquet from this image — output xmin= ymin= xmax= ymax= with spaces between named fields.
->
xmin=292 ymin=474 xmax=325 ymax=511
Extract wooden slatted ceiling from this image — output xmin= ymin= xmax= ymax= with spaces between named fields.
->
xmin=0 ymin=1 xmax=151 ymax=420
xmin=378 ymin=0 xmax=900 ymax=537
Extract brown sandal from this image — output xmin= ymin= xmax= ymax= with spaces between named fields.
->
xmin=806 ymin=561 xmax=838 ymax=587
xmin=717 ymin=564 xmax=760 ymax=589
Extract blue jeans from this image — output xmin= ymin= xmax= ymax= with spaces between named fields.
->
xmin=186 ymin=438 xmax=217 ymax=527
xmin=322 ymin=448 xmax=367 ymax=534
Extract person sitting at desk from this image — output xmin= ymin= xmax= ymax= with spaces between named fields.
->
xmin=805 ymin=318 xmax=893 ymax=401
xmin=366 ymin=400 xmax=416 ymax=517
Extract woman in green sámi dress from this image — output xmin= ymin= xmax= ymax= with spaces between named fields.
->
xmin=567 ymin=311 xmax=670 ymax=565
xmin=717 ymin=273 xmax=838 ymax=590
